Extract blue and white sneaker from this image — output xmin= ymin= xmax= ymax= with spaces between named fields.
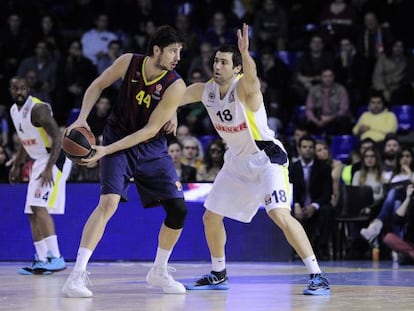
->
xmin=46 ymin=256 xmax=66 ymax=272
xmin=18 ymin=266 xmax=34 ymax=275
xmin=18 ymin=259 xmax=52 ymax=275
xmin=303 ymin=273 xmax=331 ymax=295
xmin=18 ymin=254 xmax=66 ymax=275
xmin=185 ymin=270 xmax=229 ymax=290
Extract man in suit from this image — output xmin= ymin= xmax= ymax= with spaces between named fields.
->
xmin=290 ymin=135 xmax=334 ymax=259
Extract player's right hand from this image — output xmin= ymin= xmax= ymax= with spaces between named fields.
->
xmin=80 ymin=145 xmax=106 ymax=166
xmin=237 ymin=23 xmax=249 ymax=54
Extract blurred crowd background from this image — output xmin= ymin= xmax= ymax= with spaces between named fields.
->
xmin=1 ymin=0 xmax=414 ymax=181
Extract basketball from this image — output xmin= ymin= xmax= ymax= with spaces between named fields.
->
xmin=62 ymin=127 xmax=96 ymax=162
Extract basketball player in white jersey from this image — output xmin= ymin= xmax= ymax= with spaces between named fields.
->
xmin=9 ymin=77 xmax=72 ymax=275
xmin=180 ymin=24 xmax=330 ymax=295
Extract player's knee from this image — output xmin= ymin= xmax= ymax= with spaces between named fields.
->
xmin=163 ymin=198 xmax=187 ymax=229
xmin=202 ymin=210 xmax=222 ymax=227
xmin=96 ymin=201 xmax=118 ymax=221
xmin=268 ymin=208 xmax=291 ymax=229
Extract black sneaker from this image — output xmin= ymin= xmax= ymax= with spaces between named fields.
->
xmin=185 ymin=270 xmax=229 ymax=290
xmin=303 ymin=273 xmax=331 ymax=295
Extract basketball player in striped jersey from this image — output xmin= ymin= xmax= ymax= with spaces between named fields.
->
xmin=179 ymin=24 xmax=331 ymax=295
xmin=9 ymin=77 xmax=72 ymax=275
xmin=62 ymin=25 xmax=188 ymax=297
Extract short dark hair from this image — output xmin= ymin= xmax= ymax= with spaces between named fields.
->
xmin=299 ymin=135 xmax=316 ymax=147
xmin=9 ymin=76 xmax=27 ymax=87
xmin=146 ymin=25 xmax=185 ymax=55
xmin=360 ymin=137 xmax=376 ymax=147
xmin=384 ymin=133 xmax=399 ymax=145
xmin=368 ymin=89 xmax=386 ymax=104
xmin=216 ymin=44 xmax=242 ymax=70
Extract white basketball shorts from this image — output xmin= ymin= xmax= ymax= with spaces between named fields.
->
xmin=25 ymin=156 xmax=72 ymax=214
xmin=204 ymin=150 xmax=291 ymax=223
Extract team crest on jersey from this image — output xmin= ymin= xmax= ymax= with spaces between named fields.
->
xmin=152 ymin=84 xmax=162 ymax=100
xmin=22 ymin=107 xmax=29 ymax=118
xmin=34 ymin=188 xmax=41 ymax=199
xmin=175 ymin=181 xmax=183 ymax=192
xmin=264 ymin=194 xmax=272 ymax=205
xmin=229 ymin=90 xmax=235 ymax=103
xmin=208 ymin=92 xmax=215 ymax=102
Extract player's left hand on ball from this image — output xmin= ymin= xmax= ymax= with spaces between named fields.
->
xmin=80 ymin=145 xmax=105 ymax=165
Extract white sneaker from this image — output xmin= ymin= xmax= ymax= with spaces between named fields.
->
xmin=62 ymin=270 xmax=93 ymax=298
xmin=146 ymin=265 xmax=186 ymax=294
xmin=360 ymin=219 xmax=383 ymax=242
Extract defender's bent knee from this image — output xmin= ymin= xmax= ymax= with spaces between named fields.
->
xmin=268 ymin=208 xmax=293 ymax=229
xmin=163 ymin=198 xmax=187 ymax=229
xmin=202 ymin=210 xmax=223 ymax=227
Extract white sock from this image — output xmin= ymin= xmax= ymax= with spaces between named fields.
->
xmin=34 ymin=240 xmax=48 ymax=262
xmin=303 ymin=255 xmax=322 ymax=274
xmin=212 ymin=256 xmax=226 ymax=272
xmin=154 ymin=247 xmax=172 ymax=267
xmin=73 ymin=247 xmax=93 ymax=272
xmin=44 ymin=235 xmax=61 ymax=258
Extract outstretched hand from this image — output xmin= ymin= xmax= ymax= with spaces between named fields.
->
xmin=237 ymin=23 xmax=250 ymax=54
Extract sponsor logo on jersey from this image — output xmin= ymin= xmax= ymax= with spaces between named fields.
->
xmin=131 ymin=71 xmax=141 ymax=82
xmin=229 ymin=90 xmax=235 ymax=103
xmin=22 ymin=107 xmax=29 ymax=118
xmin=152 ymin=84 xmax=162 ymax=100
xmin=264 ymin=194 xmax=272 ymax=205
xmin=21 ymin=138 xmax=37 ymax=146
xmin=214 ymin=121 xmax=248 ymax=133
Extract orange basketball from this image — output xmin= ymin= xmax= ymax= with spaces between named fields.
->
xmin=62 ymin=127 xmax=96 ymax=162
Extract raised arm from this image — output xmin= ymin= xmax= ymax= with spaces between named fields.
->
xmin=179 ymin=82 xmax=205 ymax=107
xmin=236 ymin=23 xmax=262 ymax=112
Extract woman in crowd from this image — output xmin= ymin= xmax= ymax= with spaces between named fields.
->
xmin=196 ymin=139 xmax=225 ymax=182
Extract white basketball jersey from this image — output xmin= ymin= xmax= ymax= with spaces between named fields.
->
xmin=201 ymin=76 xmax=286 ymax=156
xmin=10 ymin=96 xmax=52 ymax=160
